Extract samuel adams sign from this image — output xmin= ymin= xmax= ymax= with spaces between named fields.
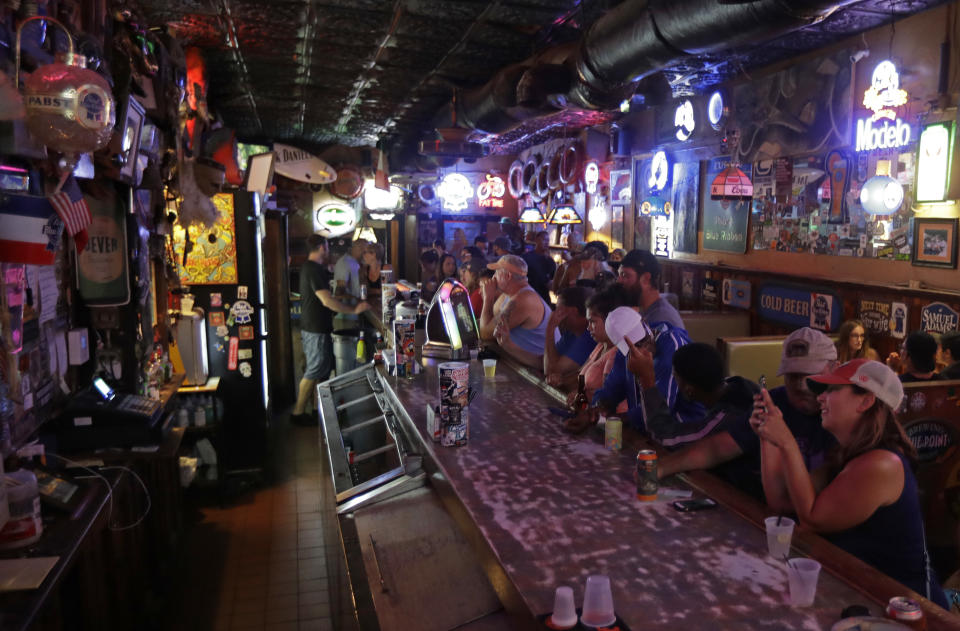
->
xmin=920 ymin=302 xmax=960 ymax=335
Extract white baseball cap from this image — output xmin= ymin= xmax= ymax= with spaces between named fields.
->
xmin=806 ymin=358 xmax=904 ymax=410
xmin=605 ymin=306 xmax=648 ymax=356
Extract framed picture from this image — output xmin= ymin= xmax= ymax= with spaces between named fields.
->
xmin=912 ymin=217 xmax=958 ymax=268
xmin=117 ymin=97 xmax=145 ymax=185
xmin=609 ymin=169 xmax=632 ymax=206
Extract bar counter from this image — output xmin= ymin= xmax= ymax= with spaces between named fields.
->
xmin=383 ymin=358 xmax=960 ymax=630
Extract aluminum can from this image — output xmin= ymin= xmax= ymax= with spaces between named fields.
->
xmin=885 ymin=597 xmax=926 ymax=630
xmin=359 ymin=284 xmax=368 ymax=300
xmin=438 ymin=362 xmax=469 ymax=446
xmin=604 ymin=417 xmax=622 ymax=451
xmin=394 ymin=319 xmax=416 ymax=379
xmin=636 ymin=450 xmax=658 ymax=501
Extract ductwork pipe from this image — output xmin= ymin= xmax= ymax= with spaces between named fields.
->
xmin=451 ymin=0 xmax=858 ymax=135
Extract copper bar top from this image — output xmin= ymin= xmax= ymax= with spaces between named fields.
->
xmin=388 ymin=359 xmax=960 ymax=630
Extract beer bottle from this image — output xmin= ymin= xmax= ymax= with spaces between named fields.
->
xmin=572 ymin=374 xmax=589 ymax=412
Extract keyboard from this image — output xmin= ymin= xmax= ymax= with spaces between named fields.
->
xmin=115 ymin=394 xmax=163 ymax=420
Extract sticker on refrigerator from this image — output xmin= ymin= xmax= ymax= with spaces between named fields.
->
xmin=230 ymin=300 xmax=254 ymax=324
xmin=239 ymin=362 xmax=252 ymax=377
xmin=228 ymin=337 xmax=239 ymax=370
xmin=210 ymin=292 xmax=222 ymax=307
xmin=216 ymin=325 xmax=229 ymax=338
xmin=238 ymin=348 xmax=253 ymax=360
xmin=237 ymin=285 xmax=248 ymax=300
xmin=209 ymin=311 xmax=225 ymax=326
xmin=238 ymin=325 xmax=254 ymax=340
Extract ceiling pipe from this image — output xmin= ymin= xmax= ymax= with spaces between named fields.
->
xmin=447 ymin=0 xmax=859 ymax=136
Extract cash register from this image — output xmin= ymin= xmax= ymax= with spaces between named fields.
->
xmin=52 ymin=376 xmax=167 ymax=451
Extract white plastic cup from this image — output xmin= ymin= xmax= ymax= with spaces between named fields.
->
xmin=765 ymin=516 xmax=795 ymax=559
xmin=482 ymin=359 xmax=497 ymax=379
xmin=786 ymin=558 xmax=821 ymax=607
xmin=549 ymin=586 xmax=578 ymax=629
xmin=580 ymin=574 xmax=616 ymax=628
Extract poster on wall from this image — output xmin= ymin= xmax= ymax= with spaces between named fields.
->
xmin=77 ymin=186 xmax=131 ymax=305
xmin=172 ymin=193 xmax=238 ymax=285
xmin=609 ymin=169 xmax=632 ymax=206
xmin=702 ymin=157 xmax=751 ymax=254
xmin=732 ymin=49 xmax=852 ymax=164
xmin=672 ymin=161 xmax=699 ymax=254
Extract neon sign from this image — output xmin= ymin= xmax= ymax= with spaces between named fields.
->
xmin=653 ymin=215 xmax=672 ymax=257
xmin=856 ymin=61 xmax=911 ymax=152
xmin=674 ymin=100 xmax=695 ymax=142
xmin=648 ymin=151 xmax=669 ymax=191
xmin=476 ymin=173 xmax=505 ymax=208
xmin=314 ymin=201 xmax=357 ymax=237
xmin=436 ymin=173 xmax=473 ymax=211
xmin=588 ymin=202 xmax=607 ymax=230
xmin=584 ymin=161 xmax=599 ymax=194
xmin=915 ymin=121 xmax=955 ymax=203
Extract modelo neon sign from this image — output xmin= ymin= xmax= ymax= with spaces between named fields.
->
xmin=856 ymin=61 xmax=911 ymax=152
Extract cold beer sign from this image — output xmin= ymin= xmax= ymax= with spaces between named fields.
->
xmin=856 ymin=61 xmax=911 ymax=152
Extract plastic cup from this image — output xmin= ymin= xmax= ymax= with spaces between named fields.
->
xmin=580 ymin=574 xmax=616 ymax=628
xmin=765 ymin=516 xmax=795 ymax=559
xmin=483 ymin=359 xmax=497 ymax=379
xmin=786 ymin=558 xmax=821 ymax=607
xmin=549 ymin=586 xmax=577 ymax=629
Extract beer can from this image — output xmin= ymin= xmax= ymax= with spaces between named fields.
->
xmin=604 ymin=417 xmax=622 ymax=451
xmin=360 ymin=284 xmax=368 ymax=300
xmin=636 ymin=450 xmax=658 ymax=501
xmin=394 ymin=319 xmax=416 ymax=379
xmin=885 ymin=597 xmax=925 ymax=630
xmin=438 ymin=362 xmax=470 ymax=447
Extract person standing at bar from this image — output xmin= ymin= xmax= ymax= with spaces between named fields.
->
xmin=751 ymin=359 xmax=949 ymax=608
xmin=479 ymin=255 xmax=550 ymax=369
xmin=333 ymin=237 xmax=365 ymax=330
xmin=292 ymin=235 xmax=370 ymax=426
xmin=522 ymin=230 xmax=556 ymax=305
xmin=616 ymin=249 xmax=684 ymax=330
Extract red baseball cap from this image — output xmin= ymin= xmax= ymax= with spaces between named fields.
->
xmin=806 ymin=358 xmax=904 ymax=410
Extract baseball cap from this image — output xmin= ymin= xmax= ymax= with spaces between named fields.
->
xmin=620 ymin=249 xmax=660 ymax=280
xmin=806 ymin=359 xmax=904 ymax=410
xmin=605 ymin=306 xmax=648 ymax=356
xmin=778 ymin=327 xmax=838 ymax=376
xmin=492 ymin=236 xmax=513 ymax=252
xmin=487 ymin=254 xmax=527 ymax=276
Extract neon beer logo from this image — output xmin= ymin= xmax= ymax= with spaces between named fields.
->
xmin=476 ymin=174 xmax=505 ymax=208
xmin=856 ymin=61 xmax=911 ymax=152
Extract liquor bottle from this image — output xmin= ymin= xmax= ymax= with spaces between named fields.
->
xmin=356 ymin=331 xmax=366 ymax=362
xmin=572 ymin=374 xmax=589 ymax=412
xmin=373 ymin=332 xmax=385 ymax=364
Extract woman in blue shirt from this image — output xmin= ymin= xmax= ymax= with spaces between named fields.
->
xmin=752 ymin=358 xmax=948 ymax=608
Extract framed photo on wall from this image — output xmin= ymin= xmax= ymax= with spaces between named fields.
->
xmin=911 ymin=217 xmax=958 ymax=268
xmin=117 ymin=96 xmax=145 ymax=185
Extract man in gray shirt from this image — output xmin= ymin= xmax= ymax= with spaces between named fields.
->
xmin=617 ymin=249 xmax=684 ymax=329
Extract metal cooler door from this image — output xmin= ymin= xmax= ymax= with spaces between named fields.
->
xmin=344 ymin=486 xmax=503 ymax=631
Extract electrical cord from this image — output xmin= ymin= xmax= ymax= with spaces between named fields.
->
xmin=45 ymin=452 xmax=152 ymax=532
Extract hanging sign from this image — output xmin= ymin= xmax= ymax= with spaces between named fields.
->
xmin=272 ymin=143 xmax=336 ymax=184
xmin=314 ymin=201 xmax=357 ymax=237
xmin=437 ymin=173 xmax=473 ymax=212
xmin=758 ymin=284 xmax=842 ymax=330
xmin=476 ymin=174 xmax=505 ymax=208
xmin=855 ymin=61 xmax=911 ymax=152
xmin=721 ymin=279 xmax=751 ymax=309
xmin=920 ymin=301 xmax=960 ymax=334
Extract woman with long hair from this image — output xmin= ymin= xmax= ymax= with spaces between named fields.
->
xmin=752 ymin=359 xmax=948 ymax=608
xmin=459 ymin=256 xmax=486 ymax=316
xmin=835 ymin=319 xmax=880 ymax=363
xmin=439 ymin=253 xmax=458 ymax=280
xmin=360 ymin=242 xmax=387 ymax=298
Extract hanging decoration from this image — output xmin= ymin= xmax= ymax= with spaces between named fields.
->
xmin=330 ymin=165 xmax=364 ymax=199
xmin=588 ymin=201 xmax=607 ymax=230
xmin=314 ymin=201 xmax=357 ymax=237
xmin=518 ymin=205 xmax=546 ymax=223
xmin=15 ymin=17 xmax=115 ymax=184
xmin=273 ymin=143 xmax=337 ymax=184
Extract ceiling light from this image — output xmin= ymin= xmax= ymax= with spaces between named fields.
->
xmin=547 ymin=204 xmax=581 ymax=225
xmin=364 ymin=182 xmax=403 ymax=210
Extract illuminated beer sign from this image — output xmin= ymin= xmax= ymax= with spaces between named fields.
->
xmin=652 ymin=215 xmax=672 ymax=257
xmin=674 ymin=99 xmax=695 ymax=142
xmin=436 ymin=173 xmax=473 ymax=211
xmin=476 ymin=173 xmax=505 ymax=208
xmin=584 ymin=161 xmax=599 ymax=194
xmin=856 ymin=61 xmax=911 ymax=152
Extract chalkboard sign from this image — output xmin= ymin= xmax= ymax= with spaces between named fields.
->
xmin=702 ymin=157 xmax=751 ymax=253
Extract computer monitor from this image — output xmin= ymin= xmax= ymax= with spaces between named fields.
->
xmin=245 ymin=152 xmax=275 ymax=196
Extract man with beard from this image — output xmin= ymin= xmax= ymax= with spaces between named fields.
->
xmin=617 ymin=249 xmax=684 ymax=329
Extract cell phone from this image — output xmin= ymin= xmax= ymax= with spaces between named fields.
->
xmin=672 ymin=498 xmax=718 ymax=512
xmin=547 ymin=406 xmax=575 ymax=418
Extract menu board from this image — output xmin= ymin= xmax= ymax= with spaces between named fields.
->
xmin=702 ymin=157 xmax=751 ymax=254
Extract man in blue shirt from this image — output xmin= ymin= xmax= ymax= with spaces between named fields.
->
xmin=617 ymin=249 xmax=684 ymax=330
xmin=544 ymin=286 xmax=596 ymax=389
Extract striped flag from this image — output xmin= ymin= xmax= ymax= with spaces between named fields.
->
xmin=0 ymin=193 xmax=64 ymax=265
xmin=49 ymin=176 xmax=91 ymax=252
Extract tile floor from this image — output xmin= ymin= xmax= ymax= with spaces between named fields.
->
xmin=164 ymin=418 xmax=342 ymax=631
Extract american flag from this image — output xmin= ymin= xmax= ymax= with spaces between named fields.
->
xmin=49 ymin=176 xmax=91 ymax=252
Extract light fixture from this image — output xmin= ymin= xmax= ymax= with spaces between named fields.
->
xmin=915 ymin=121 xmax=955 ymax=203
xmin=674 ymin=99 xmax=696 ymax=141
xmin=710 ymin=165 xmax=754 ymax=199
xmin=353 ymin=225 xmax=377 ymax=243
xmin=518 ymin=203 xmax=546 ymax=223
xmin=859 ymin=175 xmax=903 ymax=215
xmin=708 ymin=91 xmax=728 ymax=131
xmin=363 ymin=182 xmax=403 ymax=210
xmin=648 ymin=151 xmax=669 ymax=192
xmin=369 ymin=212 xmax=396 ymax=221
xmin=547 ymin=203 xmax=582 ymax=225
